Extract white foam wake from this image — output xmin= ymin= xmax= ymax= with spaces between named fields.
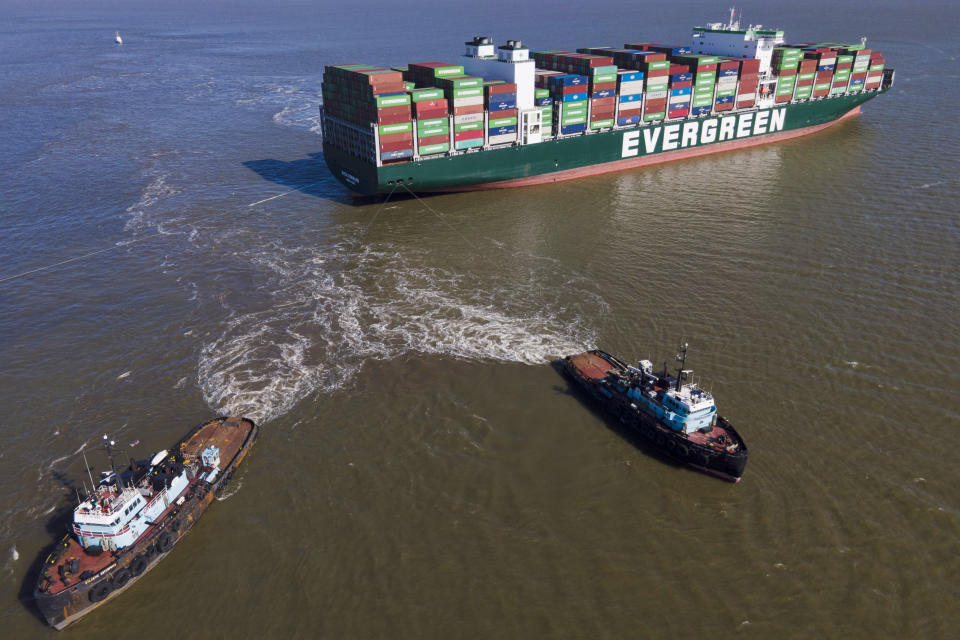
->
xmin=198 ymin=241 xmax=598 ymax=424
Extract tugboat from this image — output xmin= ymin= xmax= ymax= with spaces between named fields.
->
xmin=559 ymin=345 xmax=748 ymax=482
xmin=33 ymin=416 xmax=257 ymax=630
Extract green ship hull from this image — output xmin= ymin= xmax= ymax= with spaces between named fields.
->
xmin=322 ymin=91 xmax=884 ymax=196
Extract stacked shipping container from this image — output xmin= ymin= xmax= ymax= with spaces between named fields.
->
xmin=486 ymin=81 xmax=519 ymax=145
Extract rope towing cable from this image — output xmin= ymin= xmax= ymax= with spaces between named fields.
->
xmin=398 ymin=183 xmax=476 ymax=250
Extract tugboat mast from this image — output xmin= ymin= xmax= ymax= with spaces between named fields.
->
xmin=675 ymin=342 xmax=688 ymax=391
xmin=103 ymin=434 xmax=121 ymax=491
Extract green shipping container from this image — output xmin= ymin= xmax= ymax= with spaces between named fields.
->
xmin=814 ymin=82 xmax=831 ymax=91
xmin=417 ymin=117 xmax=447 ymax=129
xmin=451 ymin=87 xmax=483 ymax=99
xmin=418 ymin=127 xmax=448 ymax=138
xmin=589 ymin=119 xmax=614 ymax=129
xmin=418 ymin=143 xmax=450 ymax=155
xmin=376 ymin=94 xmax=412 ymax=108
xmin=454 ymin=138 xmax=483 ymax=150
xmin=489 ymin=116 xmax=518 ymax=128
xmin=592 ymin=72 xmax=618 ymax=83
xmin=563 ymin=103 xmax=587 ymax=115
xmin=561 ymin=114 xmax=587 ymax=125
xmin=837 ymin=55 xmax=854 ymax=64
xmin=643 ymin=112 xmax=665 ymax=121
xmin=646 ymin=61 xmax=670 ymax=71
xmin=535 ymin=89 xmax=550 ymax=98
xmin=453 ymin=122 xmax=483 ymax=133
xmin=441 ymin=76 xmax=483 ymax=89
xmin=412 ymin=89 xmax=444 ymax=102
xmin=379 ymin=122 xmax=413 ymax=135
xmin=433 ymin=66 xmax=465 ymax=78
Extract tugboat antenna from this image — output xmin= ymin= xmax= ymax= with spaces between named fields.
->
xmin=103 ymin=435 xmax=120 ymax=491
xmin=82 ymin=446 xmax=96 ymax=495
xmin=675 ymin=342 xmax=688 ymax=391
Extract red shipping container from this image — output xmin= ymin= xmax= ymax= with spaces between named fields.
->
xmin=376 ymin=104 xmax=412 ymax=118
xmin=360 ymin=71 xmax=404 ymax=86
xmin=454 ymin=130 xmax=483 ymax=142
xmin=453 ymin=104 xmax=483 ymax=116
xmin=556 ymin=84 xmax=585 ymax=95
xmin=590 ymin=96 xmax=616 ymax=108
xmin=379 ymin=130 xmax=413 ymax=143
xmin=774 ymin=94 xmax=791 ymax=103
xmin=719 ymin=60 xmax=740 ymax=70
xmin=591 ymin=107 xmax=615 ymax=117
xmin=376 ymin=111 xmax=413 ymax=125
xmin=851 ymin=72 xmax=868 ymax=80
xmin=644 ymin=98 xmax=668 ymax=108
xmin=379 ymin=140 xmax=413 ymax=153
xmin=490 ymin=108 xmax=518 ymax=119
xmin=736 ymin=100 xmax=756 ymax=108
xmin=369 ymin=83 xmax=407 ymax=95
xmin=669 ymin=80 xmax=693 ymax=89
xmin=695 ymin=64 xmax=718 ymax=72
xmin=776 ymin=67 xmax=797 ymax=77
xmin=799 ymin=59 xmax=817 ymax=73
xmin=414 ymin=99 xmax=447 ymax=111
xmin=590 ymin=81 xmax=617 ymax=91
xmin=415 ymin=108 xmax=449 ymax=121
xmin=714 ymin=102 xmax=734 ymax=111
xmin=417 ymin=134 xmax=448 ymax=146
xmin=816 ymin=71 xmax=833 ymax=81
xmin=667 ymin=108 xmax=689 ymax=118
xmin=796 ymin=79 xmax=814 ymax=87
xmin=669 ymin=63 xmax=689 ymax=74
xmin=485 ymin=82 xmax=518 ymax=95
xmin=740 ymin=59 xmax=760 ymax=73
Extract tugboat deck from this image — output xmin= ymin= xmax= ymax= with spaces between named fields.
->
xmin=567 ymin=352 xmax=617 ymax=381
xmin=180 ymin=416 xmax=250 ymax=466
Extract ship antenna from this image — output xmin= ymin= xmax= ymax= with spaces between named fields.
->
xmin=675 ymin=342 xmax=688 ymax=391
xmin=82 ymin=446 xmax=96 ymax=496
xmin=103 ymin=434 xmax=120 ymax=491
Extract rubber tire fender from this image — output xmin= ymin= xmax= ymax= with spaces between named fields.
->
xmin=111 ymin=568 xmax=132 ymax=590
xmin=677 ymin=444 xmax=689 ymax=459
xmin=156 ymin=531 xmax=174 ymax=554
xmin=88 ymin=581 xmax=112 ymax=603
xmin=130 ymin=554 xmax=148 ymax=576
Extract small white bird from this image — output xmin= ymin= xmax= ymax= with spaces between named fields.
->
xmin=115 ymin=31 xmax=123 ymax=45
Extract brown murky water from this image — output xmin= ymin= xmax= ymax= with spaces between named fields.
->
xmin=2 ymin=2 xmax=958 ymax=637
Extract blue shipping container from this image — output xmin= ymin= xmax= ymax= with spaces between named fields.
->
xmin=669 ymin=100 xmax=690 ymax=110
xmin=560 ymin=92 xmax=588 ymax=103
xmin=488 ymin=98 xmax=518 ymax=111
xmin=818 ymin=64 xmax=835 ymax=71
xmin=618 ymin=71 xmax=644 ymax=82
xmin=691 ymin=106 xmax=712 ymax=116
xmin=592 ymin=89 xmax=616 ymax=99
xmin=487 ymin=125 xmax=518 ymax=136
xmin=719 ymin=69 xmax=739 ymax=78
xmin=381 ymin=149 xmax=413 ymax=162
xmin=535 ymin=97 xmax=553 ymax=106
xmin=669 ymin=87 xmax=692 ymax=96
xmin=560 ymin=123 xmax=587 ymax=135
xmin=654 ymin=46 xmax=691 ymax=55
xmin=619 ymin=93 xmax=642 ymax=103
xmin=617 ymin=114 xmax=640 ymax=126
xmin=548 ymin=74 xmax=588 ymax=87
xmin=714 ymin=95 xmax=734 ymax=104
xmin=670 ymin=72 xmax=693 ymax=82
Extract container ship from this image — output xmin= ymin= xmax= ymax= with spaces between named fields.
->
xmin=319 ymin=15 xmax=893 ymax=196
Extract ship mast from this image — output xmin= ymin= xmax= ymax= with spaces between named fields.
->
xmin=674 ymin=342 xmax=688 ymax=391
xmin=103 ymin=434 xmax=121 ymax=491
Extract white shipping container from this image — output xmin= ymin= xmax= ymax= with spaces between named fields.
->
xmin=646 ymin=90 xmax=668 ymax=100
xmin=736 ymin=92 xmax=756 ymax=100
xmin=618 ymin=80 xmax=645 ymax=93
xmin=450 ymin=95 xmax=484 ymax=107
xmin=488 ymin=133 xmax=517 ymax=145
xmin=668 ymin=93 xmax=690 ymax=104
xmin=454 ymin=113 xmax=484 ymax=124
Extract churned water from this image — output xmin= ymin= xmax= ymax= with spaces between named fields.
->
xmin=1 ymin=1 xmax=958 ymax=637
